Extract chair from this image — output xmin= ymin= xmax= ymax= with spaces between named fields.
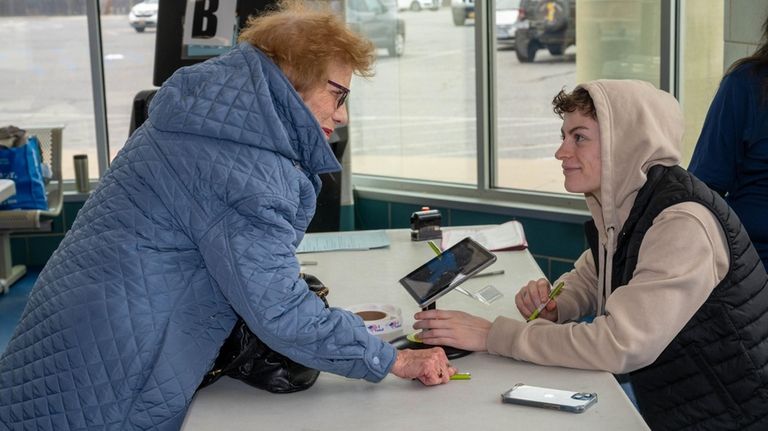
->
xmin=0 ymin=126 xmax=64 ymax=293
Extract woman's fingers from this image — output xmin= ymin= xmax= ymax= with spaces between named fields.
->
xmin=391 ymin=347 xmax=454 ymax=385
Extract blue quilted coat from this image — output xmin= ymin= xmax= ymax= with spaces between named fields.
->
xmin=0 ymin=43 xmax=396 ymax=430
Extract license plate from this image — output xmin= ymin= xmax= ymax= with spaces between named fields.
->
xmin=468 ymin=11 xmax=475 ymax=19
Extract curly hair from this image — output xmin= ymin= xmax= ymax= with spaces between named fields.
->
xmin=552 ymin=87 xmax=597 ymax=120
xmin=237 ymin=0 xmax=376 ymax=94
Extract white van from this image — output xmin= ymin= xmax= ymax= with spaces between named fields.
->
xmin=397 ymin=0 xmax=440 ymax=11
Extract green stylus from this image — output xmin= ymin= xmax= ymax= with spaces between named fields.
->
xmin=427 ymin=240 xmax=442 ymax=256
xmin=450 ymin=372 xmax=472 ymax=380
xmin=526 ymin=281 xmax=565 ymax=322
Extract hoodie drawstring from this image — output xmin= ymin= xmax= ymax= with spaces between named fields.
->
xmin=597 ymin=226 xmax=616 ymax=316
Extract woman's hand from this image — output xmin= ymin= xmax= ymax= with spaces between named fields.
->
xmin=515 ymin=278 xmax=559 ymax=322
xmin=413 ymin=309 xmax=492 ymax=352
xmin=390 ymin=348 xmax=456 ymax=385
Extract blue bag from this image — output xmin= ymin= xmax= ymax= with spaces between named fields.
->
xmin=0 ymin=135 xmax=48 ymax=210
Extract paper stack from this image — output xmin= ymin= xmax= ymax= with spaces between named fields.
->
xmin=440 ymin=221 xmax=528 ymax=252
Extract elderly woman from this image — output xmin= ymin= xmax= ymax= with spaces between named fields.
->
xmin=0 ymin=2 xmax=453 ymax=429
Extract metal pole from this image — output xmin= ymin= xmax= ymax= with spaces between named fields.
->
xmin=86 ymin=0 xmax=110 ymax=179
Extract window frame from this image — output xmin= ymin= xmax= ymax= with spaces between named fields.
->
xmin=351 ymin=0 xmax=678 ymax=220
xmin=83 ymin=0 xmax=678 ymax=221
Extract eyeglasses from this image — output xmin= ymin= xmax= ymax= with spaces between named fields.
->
xmin=327 ymin=80 xmax=350 ymax=110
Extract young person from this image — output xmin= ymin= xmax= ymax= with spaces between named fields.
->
xmin=415 ymin=80 xmax=768 ymax=430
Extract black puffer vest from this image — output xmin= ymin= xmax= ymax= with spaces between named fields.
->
xmin=585 ymin=165 xmax=768 ymax=430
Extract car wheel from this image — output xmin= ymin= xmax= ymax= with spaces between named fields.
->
xmin=452 ymin=8 xmax=465 ymax=26
xmin=410 ymin=1 xmax=422 ymax=11
xmin=516 ymin=40 xmax=538 ymax=63
xmin=388 ymin=33 xmax=405 ymax=57
xmin=547 ymin=44 xmax=564 ymax=56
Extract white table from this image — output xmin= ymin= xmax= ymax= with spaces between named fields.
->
xmin=182 ymin=229 xmax=649 ymax=430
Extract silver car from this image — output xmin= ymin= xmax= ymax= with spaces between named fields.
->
xmin=496 ymin=0 xmax=526 ymax=48
xmin=128 ymin=0 xmax=159 ymax=33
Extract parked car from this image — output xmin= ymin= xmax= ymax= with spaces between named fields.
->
xmin=128 ymin=0 xmax=158 ymax=33
xmin=397 ymin=0 xmax=440 ymax=11
xmin=496 ymin=0 xmax=525 ymax=48
xmin=451 ymin=0 xmax=474 ymax=26
xmin=514 ymin=0 xmax=575 ymax=62
xmin=347 ymin=0 xmax=406 ymax=57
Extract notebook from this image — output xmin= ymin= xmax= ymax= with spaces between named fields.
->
xmin=440 ymin=221 xmax=528 ymax=252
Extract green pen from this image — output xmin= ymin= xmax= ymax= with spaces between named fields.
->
xmin=427 ymin=240 xmax=442 ymax=256
xmin=450 ymin=372 xmax=472 ymax=381
xmin=526 ymin=281 xmax=565 ymax=322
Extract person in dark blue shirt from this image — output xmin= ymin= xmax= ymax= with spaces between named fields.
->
xmin=689 ymin=13 xmax=768 ymax=270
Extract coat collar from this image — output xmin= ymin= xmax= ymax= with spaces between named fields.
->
xmin=149 ymin=42 xmax=341 ymax=175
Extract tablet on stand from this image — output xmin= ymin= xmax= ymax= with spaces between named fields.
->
xmin=391 ymin=237 xmax=497 ymax=359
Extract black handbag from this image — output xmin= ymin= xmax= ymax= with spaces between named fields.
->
xmin=199 ymin=273 xmax=330 ymax=393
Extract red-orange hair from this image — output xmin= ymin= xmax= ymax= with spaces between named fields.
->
xmin=238 ymin=0 xmax=375 ymax=94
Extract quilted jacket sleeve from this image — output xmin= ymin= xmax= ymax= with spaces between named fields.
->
xmin=197 ymin=193 xmax=396 ymax=382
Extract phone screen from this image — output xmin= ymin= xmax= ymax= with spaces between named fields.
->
xmin=501 ymin=384 xmax=597 ymax=413
xmin=399 ymin=237 xmax=496 ymax=307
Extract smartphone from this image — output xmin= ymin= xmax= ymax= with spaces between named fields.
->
xmin=501 ymin=383 xmax=597 ymax=413
xmin=399 ymin=237 xmax=497 ymax=308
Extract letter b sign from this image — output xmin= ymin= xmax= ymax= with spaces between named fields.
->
xmin=192 ymin=0 xmax=218 ymax=38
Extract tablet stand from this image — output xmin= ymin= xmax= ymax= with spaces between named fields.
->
xmin=390 ymin=302 xmax=472 ymax=360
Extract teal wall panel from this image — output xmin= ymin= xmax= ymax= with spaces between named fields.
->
xmin=517 ymin=216 xmax=585 ymax=260
xmin=25 ymin=236 xmax=63 ymax=267
xmin=450 ymin=210 xmax=510 ymax=226
xmin=10 ymin=238 xmax=27 ymax=266
xmin=63 ymin=202 xmax=82 ymax=231
xmin=354 ymin=198 xmax=389 ymax=230
xmin=9 ymin=197 xmax=587 ymax=279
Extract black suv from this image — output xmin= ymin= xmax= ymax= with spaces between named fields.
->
xmin=514 ymin=0 xmax=575 ymax=62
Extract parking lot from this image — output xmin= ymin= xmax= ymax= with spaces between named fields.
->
xmin=0 ymin=8 xmax=576 ymax=189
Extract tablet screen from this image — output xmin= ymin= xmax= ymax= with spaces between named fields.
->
xmin=399 ymin=237 xmax=497 ymax=307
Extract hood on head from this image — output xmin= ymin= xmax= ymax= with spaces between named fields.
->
xmin=577 ymin=80 xmax=683 ymax=316
xmin=578 ymin=79 xmax=683 ymax=233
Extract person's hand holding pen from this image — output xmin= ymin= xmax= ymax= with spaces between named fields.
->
xmin=515 ymin=278 xmax=563 ymax=322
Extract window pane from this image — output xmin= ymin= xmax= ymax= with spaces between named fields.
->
xmin=0 ymin=2 xmax=96 ymax=180
xmin=101 ymin=0 xmax=158 ymax=161
xmin=349 ymin=2 xmax=478 ymax=185
xmin=494 ymin=0 xmax=575 ymax=193
xmin=494 ymin=0 xmax=661 ymax=193
xmin=678 ymin=0 xmax=723 ymax=164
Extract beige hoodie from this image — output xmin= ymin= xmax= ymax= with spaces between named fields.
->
xmin=487 ymin=80 xmax=730 ymax=374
